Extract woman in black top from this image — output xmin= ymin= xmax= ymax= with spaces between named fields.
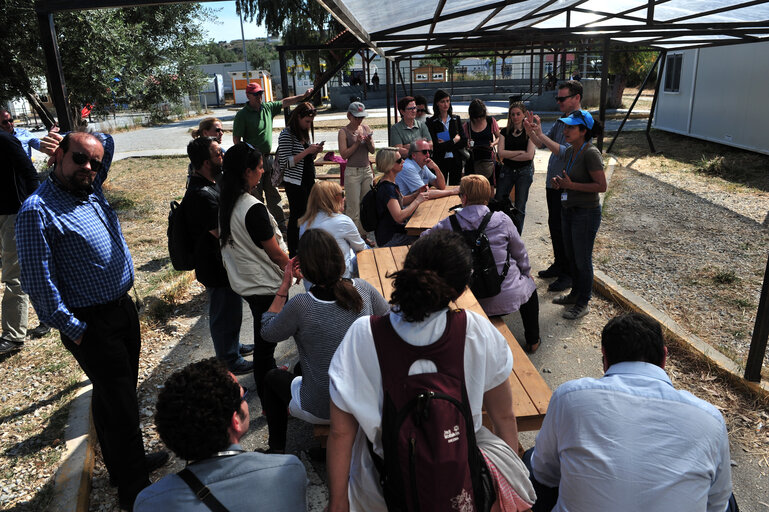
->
xmin=426 ymin=90 xmax=467 ymax=186
xmin=464 ymin=99 xmax=500 ymax=180
xmin=496 ymin=101 xmax=536 ymax=234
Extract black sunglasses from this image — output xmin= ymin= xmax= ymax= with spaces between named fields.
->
xmin=71 ymin=151 xmax=103 ymax=172
xmin=420 ymin=149 xmax=432 ymax=155
xmin=1 ymin=118 xmax=13 ymax=125
xmin=556 ymin=93 xmax=576 ymax=103
xmin=214 ymin=128 xmax=224 ymax=133
xmin=396 ymin=157 xmax=404 ymax=164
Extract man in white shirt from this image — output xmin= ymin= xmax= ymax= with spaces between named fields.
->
xmin=526 ymin=313 xmax=737 ymax=512
xmin=396 ymin=139 xmax=457 ymax=199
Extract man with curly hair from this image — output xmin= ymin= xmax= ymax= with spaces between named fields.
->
xmin=134 ymin=358 xmax=307 ymax=511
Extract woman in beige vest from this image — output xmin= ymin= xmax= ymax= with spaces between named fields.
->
xmin=219 ymin=142 xmax=290 ymax=402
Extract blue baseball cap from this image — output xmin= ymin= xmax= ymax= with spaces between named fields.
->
xmin=558 ymin=109 xmax=594 ymax=130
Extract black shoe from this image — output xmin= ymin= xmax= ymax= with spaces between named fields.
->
xmin=28 ymin=324 xmax=51 ymax=339
xmin=110 ymin=450 xmax=170 ymax=486
xmin=230 ymin=359 xmax=254 ymax=375
xmin=239 ymin=344 xmax=254 ymax=356
xmin=548 ymin=276 xmax=572 ymax=292
xmin=0 ymin=337 xmax=23 ymax=355
xmin=552 ymin=293 xmax=578 ymax=305
xmin=537 ymin=265 xmax=559 ymax=279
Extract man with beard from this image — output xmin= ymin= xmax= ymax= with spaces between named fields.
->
xmin=184 ymin=137 xmax=253 ymax=374
xmin=15 ymin=131 xmax=167 ymax=510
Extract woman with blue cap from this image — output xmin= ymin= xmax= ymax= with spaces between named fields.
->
xmin=524 ymin=109 xmax=606 ymax=320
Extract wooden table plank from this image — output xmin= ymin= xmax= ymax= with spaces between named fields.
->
xmin=372 ymin=247 xmax=398 ymax=301
xmin=356 ymin=250 xmax=382 ymax=297
xmin=405 ymin=196 xmax=455 ymax=235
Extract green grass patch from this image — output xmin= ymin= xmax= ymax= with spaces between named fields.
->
xmin=713 ymin=270 xmax=739 ymax=285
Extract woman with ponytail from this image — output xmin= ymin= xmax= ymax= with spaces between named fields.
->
xmin=327 ymin=231 xmax=533 ymax=512
xmin=259 ymin=229 xmax=389 ymax=453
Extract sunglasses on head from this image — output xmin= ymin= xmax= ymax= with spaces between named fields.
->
xmin=71 ymin=151 xmax=103 ymax=172
xmin=1 ymin=118 xmax=13 ymax=125
xmin=556 ymin=93 xmax=576 ymax=103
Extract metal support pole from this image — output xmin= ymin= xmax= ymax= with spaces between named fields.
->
xmin=239 ymin=10 xmax=250 ymax=79
xmin=645 ymin=50 xmax=666 ymax=153
xmin=607 ymin=51 xmax=663 ymax=153
xmin=745 ymin=253 xmax=769 ymax=382
xmin=386 ymin=59 xmax=392 ymax=146
xmin=409 ymin=56 xmax=413 ymax=96
xmin=529 ymin=44 xmax=534 ymax=93
xmin=37 ymin=11 xmax=71 ymax=131
xmin=279 ymin=50 xmax=290 ymax=119
xmin=362 ymin=50 xmax=368 ymax=100
xmin=538 ymin=47 xmax=544 ymax=95
xmin=392 ymin=60 xmax=399 ymax=124
xmin=598 ymin=37 xmax=610 ymax=151
xmin=492 ymin=54 xmax=497 ymax=93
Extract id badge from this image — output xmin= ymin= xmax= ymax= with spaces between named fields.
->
xmin=561 ymin=192 xmax=568 ymax=201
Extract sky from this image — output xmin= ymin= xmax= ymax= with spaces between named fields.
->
xmin=200 ymin=1 xmax=268 ymax=42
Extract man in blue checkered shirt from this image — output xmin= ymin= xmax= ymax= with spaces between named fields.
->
xmin=15 ymin=131 xmax=167 ymax=510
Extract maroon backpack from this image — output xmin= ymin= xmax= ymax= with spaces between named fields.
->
xmin=368 ymin=310 xmax=496 ymax=512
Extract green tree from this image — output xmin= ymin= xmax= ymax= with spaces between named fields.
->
xmin=245 ymin=40 xmax=278 ymax=70
xmin=0 ymin=2 xmax=209 ymax=124
xmin=607 ymin=47 xmax=658 ymax=108
xmin=236 ymin=0 xmax=348 ymax=104
xmin=419 ymin=53 xmax=461 ymax=74
xmin=196 ymin=40 xmax=239 ymax=64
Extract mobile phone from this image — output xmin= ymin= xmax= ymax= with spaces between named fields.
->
xmin=319 ymin=140 xmax=325 ymax=145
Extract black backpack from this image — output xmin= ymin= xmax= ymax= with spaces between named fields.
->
xmin=360 ymin=182 xmax=379 ymax=232
xmin=167 ymin=199 xmax=195 ymax=271
xmin=449 ymin=212 xmax=509 ymax=299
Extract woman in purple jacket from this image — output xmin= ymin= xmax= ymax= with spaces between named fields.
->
xmin=423 ymin=174 xmax=541 ymax=352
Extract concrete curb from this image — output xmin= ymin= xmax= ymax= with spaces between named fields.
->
xmin=49 ymin=374 xmax=94 ymax=512
xmin=593 ymin=270 xmax=769 ymax=400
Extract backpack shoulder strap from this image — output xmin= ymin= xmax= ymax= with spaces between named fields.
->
xmin=477 ymin=211 xmax=494 ymax=233
xmin=177 ymin=468 xmax=230 ymax=512
xmin=449 ymin=214 xmax=462 ymax=232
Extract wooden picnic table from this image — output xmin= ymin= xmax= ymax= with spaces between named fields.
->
xmin=357 ymin=246 xmax=551 ymax=432
xmin=404 ymin=195 xmax=459 ymax=236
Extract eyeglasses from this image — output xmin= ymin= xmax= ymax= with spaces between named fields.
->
xmin=556 ymin=94 xmax=576 ymax=103
xmin=396 ymin=157 xmax=404 ymax=164
xmin=419 ymin=149 xmax=432 ymax=156
xmin=71 ymin=151 xmax=103 ymax=172
xmin=241 ymin=387 xmax=250 ymax=403
xmin=1 ymin=118 xmax=13 ymax=125
xmin=337 ymin=192 xmax=345 ymax=198
xmin=214 ymin=128 xmax=224 ymax=133
xmin=405 ymin=106 xmax=417 ymax=111
xmin=305 ymin=110 xmax=317 ymax=118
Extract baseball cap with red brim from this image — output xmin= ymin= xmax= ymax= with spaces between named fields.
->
xmin=246 ymin=82 xmax=263 ymax=94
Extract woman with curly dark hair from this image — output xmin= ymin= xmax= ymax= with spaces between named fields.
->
xmin=219 ymin=143 xmax=289 ymax=403
xmin=258 ymin=229 xmax=388 ymax=453
xmin=326 ymin=231 xmax=534 ymax=512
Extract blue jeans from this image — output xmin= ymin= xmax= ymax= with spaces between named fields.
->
xmin=561 ymin=205 xmax=601 ymax=306
xmin=495 ymin=163 xmax=533 ymax=234
xmin=207 ymin=285 xmax=246 ymax=369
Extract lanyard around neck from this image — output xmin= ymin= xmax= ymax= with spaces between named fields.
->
xmin=564 ymin=142 xmax=587 ymax=177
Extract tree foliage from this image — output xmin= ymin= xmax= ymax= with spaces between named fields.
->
xmin=236 ymin=0 xmax=348 ymax=94
xmin=0 ymin=2 xmax=209 ymax=122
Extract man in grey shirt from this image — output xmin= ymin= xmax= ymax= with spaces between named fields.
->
xmin=537 ymin=80 xmax=583 ymax=293
xmin=134 ymin=358 xmax=307 ymax=511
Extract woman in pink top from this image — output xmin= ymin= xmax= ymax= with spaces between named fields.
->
xmin=338 ymin=101 xmax=375 ymax=240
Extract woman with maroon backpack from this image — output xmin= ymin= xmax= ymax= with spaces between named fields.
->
xmin=326 ymin=231 xmax=535 ymax=512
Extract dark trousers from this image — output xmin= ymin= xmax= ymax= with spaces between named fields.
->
xmin=561 ymin=206 xmax=601 ymax=306
xmin=253 ymin=156 xmax=286 ymax=230
xmin=435 ymin=156 xmax=463 ymax=186
xmin=545 ymin=188 xmax=571 ymax=277
xmin=518 ymin=289 xmax=540 ymax=346
xmin=207 ymin=284 xmax=245 ymax=369
xmin=284 ymin=180 xmax=315 ymax=257
xmin=62 ymin=294 xmax=149 ymax=504
xmin=262 ymin=367 xmax=296 ymax=450
xmin=244 ymin=294 xmax=278 ymax=402
xmin=495 ymin=164 xmax=534 ymax=234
